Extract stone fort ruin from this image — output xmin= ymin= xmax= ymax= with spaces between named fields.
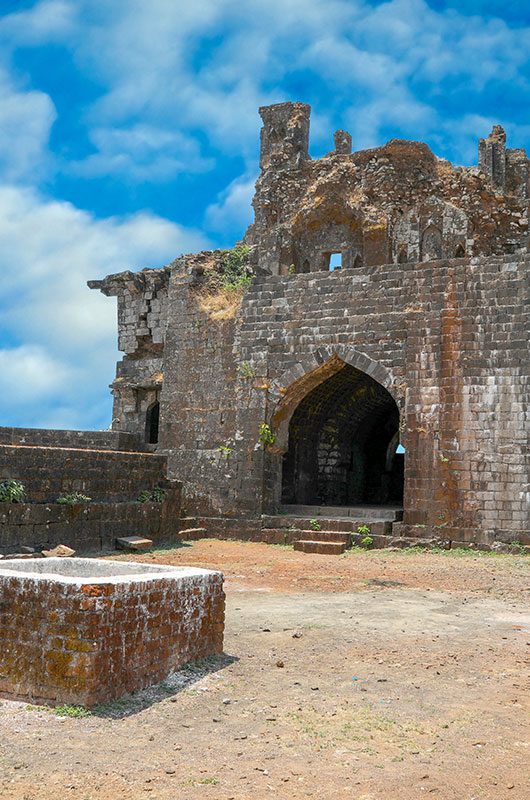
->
xmin=1 ymin=102 xmax=529 ymax=553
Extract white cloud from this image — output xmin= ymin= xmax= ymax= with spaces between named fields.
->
xmin=0 ymin=345 xmax=72 ymax=405
xmin=0 ymin=185 xmax=209 ymax=428
xmin=70 ymin=123 xmax=213 ymax=181
xmin=0 ymin=70 xmax=56 ymax=182
xmin=0 ymin=0 xmax=76 ymax=46
xmin=205 ymin=174 xmax=255 ymax=239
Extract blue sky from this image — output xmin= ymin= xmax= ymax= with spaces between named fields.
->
xmin=0 ymin=0 xmax=529 ymax=430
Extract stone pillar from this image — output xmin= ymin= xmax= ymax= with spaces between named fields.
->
xmin=334 ymin=129 xmax=352 ymax=155
xmin=258 ymin=102 xmax=310 ymax=171
xmin=479 ymin=125 xmax=507 ymax=191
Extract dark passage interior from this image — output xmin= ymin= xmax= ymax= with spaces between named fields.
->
xmin=145 ymin=400 xmax=160 ymax=444
xmin=282 ymin=364 xmax=403 ymax=506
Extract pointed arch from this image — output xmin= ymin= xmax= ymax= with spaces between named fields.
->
xmin=269 ymin=348 xmax=399 ymax=454
xmin=420 ymin=225 xmax=443 ymax=261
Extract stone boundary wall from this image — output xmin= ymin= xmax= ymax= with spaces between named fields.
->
xmin=0 ymin=427 xmax=147 ymax=452
xmin=0 ymin=444 xmax=167 ymax=503
xmin=0 ymin=559 xmax=224 ymax=706
xmin=0 ymin=486 xmax=181 ymax=555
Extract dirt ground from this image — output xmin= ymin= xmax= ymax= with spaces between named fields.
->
xmin=1 ymin=540 xmax=529 ymax=800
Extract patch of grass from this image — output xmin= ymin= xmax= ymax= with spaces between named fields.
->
xmin=54 ymin=704 xmax=91 ymax=718
xmin=56 ymin=492 xmax=92 ymax=504
xmin=183 ymin=776 xmax=220 ymax=787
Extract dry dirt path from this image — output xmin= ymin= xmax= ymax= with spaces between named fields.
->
xmin=0 ymin=541 xmax=528 ymax=800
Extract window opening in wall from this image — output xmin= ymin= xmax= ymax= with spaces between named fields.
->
xmin=454 ymin=244 xmax=465 ymax=258
xmin=329 ymin=252 xmax=342 ymax=271
xmin=352 ymin=254 xmax=363 ymax=269
xmin=301 ymin=259 xmax=310 ymax=273
xmin=145 ymin=400 xmax=160 ymax=444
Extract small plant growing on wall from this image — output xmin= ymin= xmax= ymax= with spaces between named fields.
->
xmin=0 ymin=479 xmax=25 ymax=503
xmin=137 ymin=486 xmax=166 ymax=503
xmin=219 ymin=244 xmax=254 ymax=291
xmin=310 ymin=518 xmax=322 ymax=531
xmin=217 ymin=443 xmax=233 ymax=458
xmin=258 ymin=423 xmax=276 ymax=447
xmin=237 ymin=361 xmax=256 ymax=379
xmin=56 ymin=493 xmax=92 ymax=504
xmin=357 ymin=524 xmax=373 ymax=548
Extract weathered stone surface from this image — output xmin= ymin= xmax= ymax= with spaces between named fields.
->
xmin=0 ymin=558 xmax=224 ymax=706
xmin=116 ymin=535 xmax=153 ymax=551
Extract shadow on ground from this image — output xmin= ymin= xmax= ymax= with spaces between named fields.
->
xmin=90 ymin=653 xmax=238 ymax=719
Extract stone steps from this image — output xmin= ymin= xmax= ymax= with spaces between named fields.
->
xmin=280 ymin=504 xmax=403 ymax=521
xmin=294 ymin=540 xmax=347 ymax=555
xmin=262 ymin=516 xmax=392 ymax=537
xmin=179 ymin=517 xmax=199 ymax=530
xmin=179 ymin=527 xmax=208 ymax=540
xmin=116 ymin=536 xmax=153 ymax=551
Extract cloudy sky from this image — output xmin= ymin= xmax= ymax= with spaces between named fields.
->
xmin=0 ymin=0 xmax=529 ymax=430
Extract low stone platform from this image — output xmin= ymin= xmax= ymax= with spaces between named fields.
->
xmin=0 ymin=558 xmax=225 ymax=707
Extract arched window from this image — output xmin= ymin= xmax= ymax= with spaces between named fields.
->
xmin=145 ymin=400 xmax=160 ymax=444
xmin=420 ymin=226 xmax=443 ymax=261
xmin=454 ymin=244 xmax=465 ymax=258
xmin=352 ymin=254 xmax=363 ymax=269
xmin=301 ymin=259 xmax=310 ymax=273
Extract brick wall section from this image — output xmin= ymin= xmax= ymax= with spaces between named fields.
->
xmin=0 ymin=561 xmax=224 ymax=706
xmin=0 ymin=444 xmax=168 ymax=503
xmin=161 ymin=252 xmax=529 ymax=546
xmin=0 ymin=486 xmax=181 ymax=554
xmin=0 ymin=427 xmax=148 ymax=452
xmin=161 ymin=270 xmax=248 ymax=516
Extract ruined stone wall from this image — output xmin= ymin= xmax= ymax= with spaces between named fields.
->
xmin=160 ymin=251 xmax=529 ymax=546
xmin=0 ymin=492 xmax=181 ymax=555
xmin=159 ymin=265 xmax=256 ymax=516
xmin=246 ymin=104 xmax=529 ymax=276
xmin=88 ymin=268 xmax=169 ymax=438
xmin=0 ymin=427 xmax=146 ymax=452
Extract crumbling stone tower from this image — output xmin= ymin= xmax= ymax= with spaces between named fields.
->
xmin=91 ymin=102 xmax=530 ymax=550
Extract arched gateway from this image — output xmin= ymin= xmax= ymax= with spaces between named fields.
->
xmin=280 ymin=363 xmax=403 ymax=507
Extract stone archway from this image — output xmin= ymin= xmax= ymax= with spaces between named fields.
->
xmin=280 ymin=363 xmax=402 ymax=506
xmin=268 ymin=350 xmax=404 ymax=509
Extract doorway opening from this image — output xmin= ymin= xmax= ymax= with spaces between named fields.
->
xmin=281 ymin=363 xmax=403 ymax=506
xmin=145 ymin=400 xmax=160 ymax=444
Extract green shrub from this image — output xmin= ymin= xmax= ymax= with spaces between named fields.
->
xmin=56 ymin=492 xmax=92 ymax=504
xmin=310 ymin=519 xmax=322 ymax=531
xmin=219 ymin=244 xmax=253 ymax=291
xmin=137 ymin=486 xmax=166 ymax=503
xmin=356 ymin=524 xmax=370 ymax=535
xmin=356 ymin=525 xmax=373 ymax=548
xmin=258 ymin=423 xmax=276 ymax=446
xmin=0 ymin=479 xmax=25 ymax=503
